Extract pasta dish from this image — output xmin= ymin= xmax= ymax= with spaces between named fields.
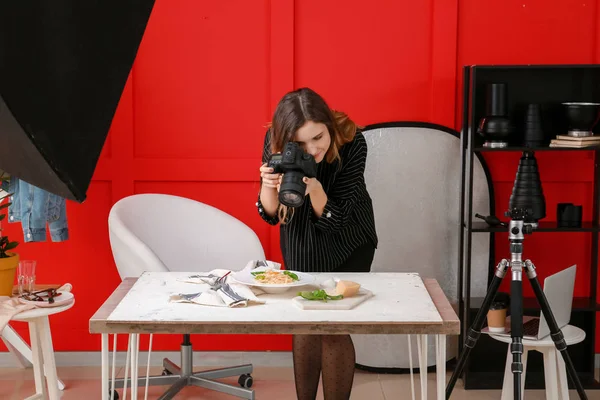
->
xmin=252 ymin=269 xmax=299 ymax=285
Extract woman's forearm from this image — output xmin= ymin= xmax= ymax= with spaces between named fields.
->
xmin=260 ymin=186 xmax=280 ymax=217
xmin=309 ymin=186 xmax=328 ymax=218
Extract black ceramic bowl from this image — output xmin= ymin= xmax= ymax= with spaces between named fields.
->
xmin=562 ymin=102 xmax=600 ymax=135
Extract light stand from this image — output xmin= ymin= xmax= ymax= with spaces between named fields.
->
xmin=447 ymin=151 xmax=588 ymax=399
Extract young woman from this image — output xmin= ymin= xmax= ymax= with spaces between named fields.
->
xmin=256 ymin=87 xmax=378 ymax=400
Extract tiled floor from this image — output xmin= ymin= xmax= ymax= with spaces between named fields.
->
xmin=2 ymin=365 xmax=600 ymax=399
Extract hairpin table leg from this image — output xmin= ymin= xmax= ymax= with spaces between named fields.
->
xmin=417 ymin=335 xmax=428 ymax=400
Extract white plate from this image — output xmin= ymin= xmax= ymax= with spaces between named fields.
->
xmin=19 ymin=291 xmax=74 ymax=308
xmin=230 ymin=268 xmax=315 ymax=294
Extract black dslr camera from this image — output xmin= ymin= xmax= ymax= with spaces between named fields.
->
xmin=267 ymin=142 xmax=317 ymax=207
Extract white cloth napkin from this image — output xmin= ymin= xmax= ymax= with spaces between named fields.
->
xmin=0 ymin=283 xmax=73 ymax=331
xmin=169 ymin=260 xmax=281 ymax=308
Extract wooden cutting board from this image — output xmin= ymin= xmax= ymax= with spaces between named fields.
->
xmin=292 ymin=288 xmax=373 ymax=310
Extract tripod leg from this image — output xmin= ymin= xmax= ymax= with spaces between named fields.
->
xmin=510 ymin=268 xmax=524 ymax=400
xmin=446 ymin=259 xmax=509 ymax=399
xmin=524 ymin=260 xmax=588 ymax=400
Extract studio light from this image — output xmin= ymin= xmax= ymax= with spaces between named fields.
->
xmin=508 ymin=151 xmax=546 ymax=226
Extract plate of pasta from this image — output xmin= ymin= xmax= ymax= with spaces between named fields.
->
xmin=230 ymin=267 xmax=315 ymax=294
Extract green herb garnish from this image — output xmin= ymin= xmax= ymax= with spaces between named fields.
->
xmin=251 ymin=271 xmax=265 ymax=276
xmin=283 ymin=271 xmax=299 ymax=281
xmin=298 ymin=289 xmax=343 ymax=302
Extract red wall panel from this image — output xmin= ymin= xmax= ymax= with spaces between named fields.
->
xmin=295 ymin=1 xmax=434 ymax=123
xmin=132 ymin=0 xmax=271 ymax=160
xmin=2 ymin=0 xmax=600 ymax=356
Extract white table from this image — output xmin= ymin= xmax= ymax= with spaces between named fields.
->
xmin=90 ymin=272 xmax=459 ymax=400
xmin=6 ymin=299 xmax=75 ymax=400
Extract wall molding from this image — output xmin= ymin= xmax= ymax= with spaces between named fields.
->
xmin=429 ymin=0 xmax=459 ymax=127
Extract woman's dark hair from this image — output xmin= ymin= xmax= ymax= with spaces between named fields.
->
xmin=268 ymin=87 xmax=359 ymax=164
xmin=265 ymin=88 xmax=360 ymax=223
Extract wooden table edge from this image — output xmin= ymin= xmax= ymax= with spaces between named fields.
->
xmin=89 ymin=278 xmax=136 ymax=324
xmin=423 ymin=278 xmax=460 ymax=335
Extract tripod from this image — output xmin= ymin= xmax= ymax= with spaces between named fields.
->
xmin=447 ymin=208 xmax=588 ymax=399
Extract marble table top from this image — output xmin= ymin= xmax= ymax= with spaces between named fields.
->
xmin=90 ymin=272 xmax=459 ymax=335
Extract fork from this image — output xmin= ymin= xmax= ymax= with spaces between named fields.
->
xmin=188 ymin=273 xmax=218 ymax=280
xmin=178 ymin=292 xmax=203 ymax=301
xmin=179 ymin=273 xmax=231 ymax=301
xmin=212 ymin=272 xmax=246 ymax=302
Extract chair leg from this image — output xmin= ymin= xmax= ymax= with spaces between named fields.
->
xmin=190 ymin=376 xmax=255 ymax=400
xmin=156 ymin=377 xmax=188 ymax=400
xmin=163 ymin=358 xmax=181 ymax=375
xmin=194 ymin=364 xmax=252 ymax=380
xmin=555 ymin=348 xmax=570 ymax=399
xmin=112 ymin=374 xmax=183 ymax=389
xmin=543 ymin=348 xmax=559 ymax=400
xmin=114 ymin=333 xmax=255 ymax=400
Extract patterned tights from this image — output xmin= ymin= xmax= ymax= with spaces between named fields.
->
xmin=292 ymin=334 xmax=356 ymax=400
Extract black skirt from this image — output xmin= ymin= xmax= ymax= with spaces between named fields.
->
xmin=332 ymin=241 xmax=376 ymax=273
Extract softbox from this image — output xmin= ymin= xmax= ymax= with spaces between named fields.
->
xmin=0 ymin=2 xmax=155 ymax=202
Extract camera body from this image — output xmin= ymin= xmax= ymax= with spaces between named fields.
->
xmin=267 ymin=142 xmax=317 ymax=177
xmin=267 ymin=142 xmax=317 ymax=208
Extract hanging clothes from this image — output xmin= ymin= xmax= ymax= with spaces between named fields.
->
xmin=1 ymin=176 xmax=69 ymax=242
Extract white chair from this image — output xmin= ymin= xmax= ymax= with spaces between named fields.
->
xmin=490 ymin=325 xmax=585 ymax=400
xmin=107 ymin=193 xmax=265 ymax=399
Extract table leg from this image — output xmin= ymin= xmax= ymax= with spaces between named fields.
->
xmin=2 ymin=325 xmax=32 ymax=368
xmin=436 ymin=335 xmax=446 ymax=400
xmin=407 ymin=335 xmax=416 ymax=400
xmin=28 ymin=320 xmax=47 ymax=399
xmin=37 ymin=317 xmax=60 ymax=400
xmin=417 ymin=335 xmax=427 ymax=400
xmin=102 ymin=334 xmax=109 ymax=400
xmin=131 ymin=333 xmax=139 ymax=400
xmin=1 ymin=324 xmax=66 ymax=390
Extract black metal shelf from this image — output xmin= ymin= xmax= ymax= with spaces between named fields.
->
xmin=457 ymin=64 xmax=600 ymax=391
xmin=466 ymin=221 xmax=600 ymax=233
xmin=470 ymin=296 xmax=600 ymax=312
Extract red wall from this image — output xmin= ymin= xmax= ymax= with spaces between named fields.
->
xmin=2 ymin=0 xmax=600 ymax=354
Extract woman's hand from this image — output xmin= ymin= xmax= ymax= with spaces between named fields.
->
xmin=260 ymin=163 xmax=281 ymax=190
xmin=303 ymin=177 xmax=322 ymax=196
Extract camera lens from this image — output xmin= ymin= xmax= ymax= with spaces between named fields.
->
xmin=279 ymin=172 xmax=306 ymax=207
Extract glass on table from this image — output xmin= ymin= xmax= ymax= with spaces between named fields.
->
xmin=17 ymin=260 xmax=37 ymax=295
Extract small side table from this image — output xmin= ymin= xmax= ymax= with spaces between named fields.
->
xmin=7 ymin=298 xmax=75 ymax=400
xmin=1 ymin=284 xmax=67 ymax=390
xmin=489 ymin=324 xmax=585 ymax=400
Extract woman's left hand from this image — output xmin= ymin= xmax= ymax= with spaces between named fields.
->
xmin=303 ymin=177 xmax=322 ymax=196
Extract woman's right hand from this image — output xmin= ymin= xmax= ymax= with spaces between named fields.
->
xmin=260 ymin=163 xmax=282 ymax=190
